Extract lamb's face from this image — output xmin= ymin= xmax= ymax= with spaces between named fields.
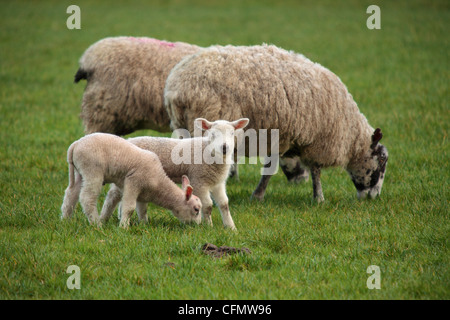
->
xmin=348 ymin=129 xmax=388 ymax=199
xmin=176 ymin=195 xmax=202 ymax=224
xmin=174 ymin=175 xmax=202 ymax=224
xmin=195 ymin=118 xmax=250 ymax=163
xmin=207 ymin=122 xmax=238 ymax=160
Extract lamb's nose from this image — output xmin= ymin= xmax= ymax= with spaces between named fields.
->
xmin=222 ymin=144 xmax=229 ymax=154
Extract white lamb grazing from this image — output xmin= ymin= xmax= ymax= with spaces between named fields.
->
xmin=165 ymin=44 xmax=389 ymax=202
xmin=100 ymin=118 xmax=249 ymax=230
xmin=60 ymin=133 xmax=202 ymax=227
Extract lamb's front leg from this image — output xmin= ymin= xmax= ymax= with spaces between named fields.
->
xmin=196 ymin=187 xmax=214 ymax=227
xmin=119 ymin=183 xmax=138 ymax=228
xmin=211 ymin=182 xmax=236 ymax=230
xmin=310 ymin=165 xmax=325 ymax=203
xmin=136 ymin=201 xmax=148 ymax=223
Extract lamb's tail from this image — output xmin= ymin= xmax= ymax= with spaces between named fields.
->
xmin=74 ymin=68 xmax=89 ymax=83
xmin=67 ymin=142 xmax=76 ymax=187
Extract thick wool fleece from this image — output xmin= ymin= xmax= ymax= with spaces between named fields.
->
xmin=165 ymin=44 xmax=375 ymax=169
xmin=77 ymin=37 xmax=201 ymax=135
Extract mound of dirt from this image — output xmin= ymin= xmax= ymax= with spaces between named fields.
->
xmin=201 ymin=243 xmax=251 ymax=258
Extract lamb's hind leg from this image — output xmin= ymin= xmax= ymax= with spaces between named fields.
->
xmin=119 ymin=181 xmax=139 ymax=228
xmin=61 ymin=171 xmax=82 ymax=219
xmin=310 ymin=165 xmax=325 ymax=203
xmin=79 ymin=177 xmax=103 ymax=226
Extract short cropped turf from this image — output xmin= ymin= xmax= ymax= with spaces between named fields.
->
xmin=0 ymin=0 xmax=448 ymax=299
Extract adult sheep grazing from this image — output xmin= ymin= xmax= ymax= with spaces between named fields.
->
xmin=60 ymin=133 xmax=202 ymax=227
xmin=165 ymin=44 xmax=389 ymax=202
xmin=74 ymin=36 xmax=200 ymax=135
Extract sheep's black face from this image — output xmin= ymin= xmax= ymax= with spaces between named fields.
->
xmin=348 ymin=129 xmax=388 ymax=199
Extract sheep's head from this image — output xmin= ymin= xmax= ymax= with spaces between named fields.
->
xmin=173 ymin=175 xmax=202 ymax=224
xmin=347 ymin=128 xmax=388 ymax=199
xmin=194 ymin=118 xmax=249 ymax=163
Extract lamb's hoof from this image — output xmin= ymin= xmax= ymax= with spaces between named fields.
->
xmin=224 ymin=224 xmax=237 ymax=231
xmin=202 ymin=218 xmax=213 ymax=227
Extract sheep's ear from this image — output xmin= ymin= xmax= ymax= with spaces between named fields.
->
xmin=181 ymin=175 xmax=190 ymax=189
xmin=371 ymin=128 xmax=383 ymax=149
xmin=232 ymin=118 xmax=250 ymax=130
xmin=195 ymin=118 xmax=213 ymax=131
xmin=185 ymin=185 xmax=193 ymax=201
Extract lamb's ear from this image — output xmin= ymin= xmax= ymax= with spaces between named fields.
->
xmin=181 ymin=175 xmax=190 ymax=189
xmin=185 ymin=185 xmax=193 ymax=201
xmin=181 ymin=175 xmax=193 ymax=200
xmin=371 ymin=128 xmax=383 ymax=149
xmin=194 ymin=118 xmax=213 ymax=131
xmin=232 ymin=118 xmax=250 ymax=130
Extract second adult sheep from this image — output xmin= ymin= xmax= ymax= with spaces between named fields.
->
xmin=74 ymin=36 xmax=201 ymax=135
xmin=164 ymin=44 xmax=389 ymax=202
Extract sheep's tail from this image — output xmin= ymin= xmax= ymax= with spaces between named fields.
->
xmin=67 ymin=142 xmax=76 ymax=187
xmin=74 ymin=68 xmax=89 ymax=83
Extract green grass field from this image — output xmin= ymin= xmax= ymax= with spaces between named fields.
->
xmin=0 ymin=0 xmax=448 ymax=299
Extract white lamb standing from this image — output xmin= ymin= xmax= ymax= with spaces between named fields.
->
xmin=100 ymin=118 xmax=249 ymax=230
xmin=60 ymin=133 xmax=202 ymax=227
xmin=165 ymin=44 xmax=389 ymax=202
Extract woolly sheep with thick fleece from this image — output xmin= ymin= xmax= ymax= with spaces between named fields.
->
xmin=165 ymin=44 xmax=389 ymax=202
xmin=75 ymin=37 xmax=200 ymax=135
xmin=60 ymin=133 xmax=202 ymax=227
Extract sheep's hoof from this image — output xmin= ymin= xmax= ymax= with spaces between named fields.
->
xmin=202 ymin=218 xmax=213 ymax=227
xmin=250 ymin=192 xmax=265 ymax=202
xmin=224 ymin=224 xmax=237 ymax=231
xmin=314 ymin=195 xmax=325 ymax=203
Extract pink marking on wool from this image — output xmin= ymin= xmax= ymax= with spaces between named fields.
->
xmin=127 ymin=37 xmax=176 ymax=48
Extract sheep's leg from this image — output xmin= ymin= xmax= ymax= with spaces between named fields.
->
xmin=100 ymin=185 xmax=122 ymax=223
xmin=79 ymin=178 xmax=103 ymax=226
xmin=251 ymin=155 xmax=279 ymax=201
xmin=61 ymin=171 xmax=82 ymax=219
xmin=310 ymin=166 xmax=325 ymax=203
xmin=211 ymin=182 xmax=236 ymax=230
xmin=119 ymin=182 xmax=138 ymax=228
xmin=136 ymin=201 xmax=148 ymax=223
xmin=251 ymin=175 xmax=271 ymax=201
xmin=198 ymin=188 xmax=214 ymax=227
